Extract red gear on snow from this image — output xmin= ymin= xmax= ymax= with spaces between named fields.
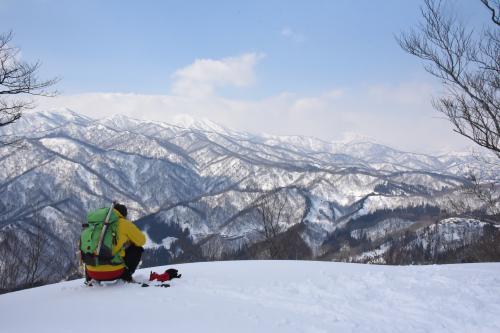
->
xmin=149 ymin=271 xmax=170 ymax=282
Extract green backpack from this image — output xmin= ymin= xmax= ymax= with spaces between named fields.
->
xmin=80 ymin=207 xmax=123 ymax=266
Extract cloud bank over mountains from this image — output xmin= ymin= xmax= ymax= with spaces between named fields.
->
xmin=171 ymin=53 xmax=264 ymax=97
xmin=34 ymin=52 xmax=472 ymax=154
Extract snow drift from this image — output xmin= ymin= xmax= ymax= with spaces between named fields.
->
xmin=1 ymin=261 xmax=499 ymax=333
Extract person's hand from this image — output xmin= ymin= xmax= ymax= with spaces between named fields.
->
xmin=166 ymin=268 xmax=181 ymax=279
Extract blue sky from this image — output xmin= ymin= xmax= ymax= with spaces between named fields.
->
xmin=0 ymin=0 xmax=491 ymax=153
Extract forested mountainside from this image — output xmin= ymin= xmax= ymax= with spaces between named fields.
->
xmin=0 ymin=109 xmax=498 ymax=291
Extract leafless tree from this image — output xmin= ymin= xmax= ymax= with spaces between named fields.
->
xmin=463 ymin=172 xmax=500 ymax=221
xmin=480 ymin=0 xmax=500 ymax=26
xmin=398 ymin=0 xmax=500 ymax=157
xmin=0 ymin=228 xmax=23 ymax=292
xmin=0 ymin=208 xmax=63 ymax=293
xmin=254 ymin=190 xmax=293 ymax=259
xmin=0 ymin=224 xmax=49 ymax=292
xmin=443 ymin=168 xmax=499 ymax=222
xmin=200 ymin=234 xmax=223 ymax=261
xmin=22 ymin=210 xmax=49 ymax=287
xmin=0 ymin=30 xmax=58 ymax=128
xmin=467 ymin=223 xmax=500 ymax=260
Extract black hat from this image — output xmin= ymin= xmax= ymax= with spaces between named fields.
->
xmin=114 ymin=203 xmax=128 ymax=218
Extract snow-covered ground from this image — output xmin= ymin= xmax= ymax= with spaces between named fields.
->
xmin=1 ymin=261 xmax=500 ymax=333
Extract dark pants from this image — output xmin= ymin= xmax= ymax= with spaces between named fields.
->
xmin=121 ymin=245 xmax=144 ymax=281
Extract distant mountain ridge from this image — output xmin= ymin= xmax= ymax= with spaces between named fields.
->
xmin=0 ymin=109 xmax=498 ymax=286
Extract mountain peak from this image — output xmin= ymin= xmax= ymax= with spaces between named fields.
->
xmin=33 ymin=108 xmax=94 ymax=123
xmin=98 ymin=113 xmax=144 ymax=130
xmin=170 ymin=114 xmax=232 ymax=134
xmin=0 ymin=108 xmax=92 ymax=135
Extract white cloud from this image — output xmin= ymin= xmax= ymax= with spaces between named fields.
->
xmin=290 ymin=89 xmax=344 ymax=113
xmin=171 ymin=53 xmax=265 ymax=97
xmin=34 ymin=55 xmax=473 ymax=155
xmin=280 ymin=27 xmax=305 ymax=43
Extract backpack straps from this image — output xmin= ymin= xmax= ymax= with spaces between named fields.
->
xmin=94 ymin=201 xmax=116 ymax=257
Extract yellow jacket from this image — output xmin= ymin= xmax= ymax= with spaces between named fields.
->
xmin=86 ymin=209 xmax=146 ymax=273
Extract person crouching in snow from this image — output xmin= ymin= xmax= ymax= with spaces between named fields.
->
xmin=83 ymin=203 xmax=146 ymax=282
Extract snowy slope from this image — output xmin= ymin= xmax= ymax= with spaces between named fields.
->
xmin=1 ymin=261 xmax=500 ymax=333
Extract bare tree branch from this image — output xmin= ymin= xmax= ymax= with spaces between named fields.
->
xmin=398 ymin=0 xmax=500 ymax=157
xmin=481 ymin=0 xmax=500 ymax=26
xmin=0 ymin=31 xmax=58 ymax=128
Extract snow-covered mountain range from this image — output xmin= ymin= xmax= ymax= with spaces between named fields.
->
xmin=0 ymin=109 xmax=498 ymax=282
